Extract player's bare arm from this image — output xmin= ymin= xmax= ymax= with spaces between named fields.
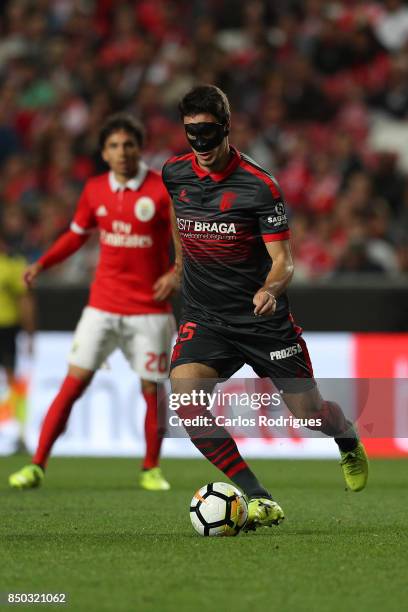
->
xmin=24 ymin=262 xmax=44 ymax=288
xmin=253 ymin=240 xmax=294 ymax=316
xmin=153 ymin=269 xmax=179 ymax=301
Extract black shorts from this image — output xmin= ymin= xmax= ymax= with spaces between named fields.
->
xmin=0 ymin=325 xmax=19 ymax=371
xmin=170 ymin=317 xmax=315 ymax=393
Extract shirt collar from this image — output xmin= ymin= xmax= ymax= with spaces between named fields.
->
xmin=191 ymin=146 xmax=241 ymax=182
xmin=108 ymin=161 xmax=148 ymax=192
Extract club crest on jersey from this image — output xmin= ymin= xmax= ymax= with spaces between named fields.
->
xmin=96 ymin=205 xmax=108 ymax=216
xmin=219 ymin=191 xmax=237 ymax=211
xmin=178 ymin=188 xmax=190 ymax=203
xmin=134 ymin=196 xmax=155 ymax=222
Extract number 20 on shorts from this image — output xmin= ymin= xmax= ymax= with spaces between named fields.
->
xmin=145 ymin=352 xmax=168 ymax=373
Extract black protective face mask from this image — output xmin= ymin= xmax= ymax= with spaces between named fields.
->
xmin=184 ymin=122 xmax=228 ymax=153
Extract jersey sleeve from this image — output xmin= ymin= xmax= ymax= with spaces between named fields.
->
xmin=255 ymin=179 xmax=290 ymax=242
xmin=159 ymin=193 xmax=171 ymax=228
xmin=70 ymin=182 xmax=97 ymax=235
xmin=38 ymin=230 xmax=89 ymax=270
xmin=161 ymin=162 xmax=175 ymax=199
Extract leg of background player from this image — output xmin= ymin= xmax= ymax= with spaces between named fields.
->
xmin=4 ymin=367 xmax=28 ymax=453
xmin=170 ymin=362 xmax=270 ymax=499
xmin=32 ymin=364 xmax=94 ymax=468
xmin=9 ymin=364 xmax=93 ymax=489
xmin=139 ymin=379 xmax=170 ymax=491
xmin=141 ymin=379 xmax=163 ymax=470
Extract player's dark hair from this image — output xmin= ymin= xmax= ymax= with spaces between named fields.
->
xmin=178 ymin=85 xmax=231 ymax=125
xmin=99 ymin=113 xmax=145 ymax=149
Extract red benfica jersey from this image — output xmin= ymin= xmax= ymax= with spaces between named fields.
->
xmin=71 ymin=164 xmax=171 ymax=315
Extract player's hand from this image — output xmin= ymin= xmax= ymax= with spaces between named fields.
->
xmin=23 ymin=262 xmax=43 ymax=288
xmin=153 ymin=269 xmax=179 ymax=301
xmin=253 ymin=289 xmax=277 ymax=316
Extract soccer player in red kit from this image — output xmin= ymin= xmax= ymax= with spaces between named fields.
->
xmin=9 ymin=114 xmax=177 ymax=491
xmin=162 ymin=85 xmax=369 ymax=530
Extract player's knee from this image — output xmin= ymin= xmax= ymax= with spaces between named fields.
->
xmin=141 ymin=379 xmax=157 ymax=394
xmin=67 ymin=364 xmax=94 ymax=385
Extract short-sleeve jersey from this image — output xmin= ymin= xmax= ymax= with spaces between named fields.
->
xmin=0 ymin=254 xmax=27 ymax=327
xmin=71 ymin=165 xmax=171 ymax=315
xmin=162 ymin=147 xmax=291 ymax=326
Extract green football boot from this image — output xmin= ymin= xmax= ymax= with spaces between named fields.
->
xmin=244 ymin=497 xmax=285 ymax=531
xmin=340 ymin=442 xmax=369 ymax=492
xmin=139 ymin=467 xmax=170 ymax=491
xmin=9 ymin=464 xmax=44 ymax=489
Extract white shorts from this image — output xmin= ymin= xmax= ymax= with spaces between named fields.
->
xmin=68 ymin=306 xmax=176 ymax=381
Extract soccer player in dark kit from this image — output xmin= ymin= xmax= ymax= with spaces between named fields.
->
xmin=162 ymin=85 xmax=369 ymax=531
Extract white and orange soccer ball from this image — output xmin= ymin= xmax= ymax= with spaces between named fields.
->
xmin=190 ymin=482 xmax=248 ymax=537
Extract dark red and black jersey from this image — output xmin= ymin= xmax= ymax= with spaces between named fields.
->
xmin=162 ymin=147 xmax=291 ymax=326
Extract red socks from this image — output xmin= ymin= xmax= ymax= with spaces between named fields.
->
xmin=33 ymin=379 xmax=166 ymax=471
xmin=142 ymin=389 xmax=164 ymax=470
xmin=32 ymin=375 xmax=88 ymax=468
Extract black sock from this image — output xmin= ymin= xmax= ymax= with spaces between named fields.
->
xmin=230 ymin=466 xmax=272 ymax=499
xmin=191 ymin=435 xmax=271 ymax=498
xmin=335 ymin=422 xmax=359 ymax=452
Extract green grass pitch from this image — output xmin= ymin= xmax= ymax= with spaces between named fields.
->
xmin=1 ymin=456 xmax=407 ymax=612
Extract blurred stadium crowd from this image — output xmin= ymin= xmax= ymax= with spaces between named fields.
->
xmin=1 ymin=0 xmax=408 ymax=283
